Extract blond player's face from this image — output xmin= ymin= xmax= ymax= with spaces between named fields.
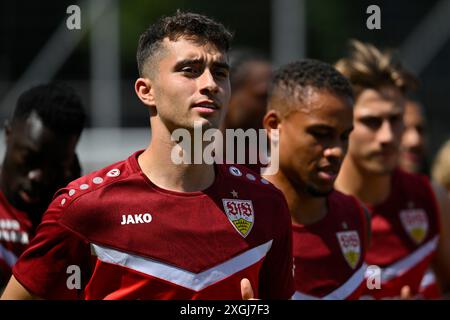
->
xmin=349 ymin=87 xmax=405 ymax=175
xmin=150 ymin=37 xmax=231 ymax=132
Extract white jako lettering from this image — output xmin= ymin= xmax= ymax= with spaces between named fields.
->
xmin=121 ymin=213 xmax=153 ymax=225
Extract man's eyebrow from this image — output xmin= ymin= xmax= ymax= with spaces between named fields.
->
xmin=173 ymin=58 xmax=230 ymax=70
xmin=307 ymin=124 xmax=335 ymax=131
xmin=173 ymin=58 xmax=204 ymax=69
xmin=212 ymin=61 xmax=230 ymax=70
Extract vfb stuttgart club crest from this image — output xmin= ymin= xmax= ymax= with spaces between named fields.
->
xmin=400 ymin=208 xmax=428 ymax=244
xmin=222 ymin=199 xmax=255 ymax=237
xmin=336 ymin=231 xmax=361 ymax=269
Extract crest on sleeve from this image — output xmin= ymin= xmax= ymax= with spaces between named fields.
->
xmin=336 ymin=230 xmax=361 ymax=269
xmin=222 ymin=199 xmax=255 ymax=237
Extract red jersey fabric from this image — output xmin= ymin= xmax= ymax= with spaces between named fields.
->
xmin=13 ymin=150 xmax=295 ymax=300
xmin=362 ymin=169 xmax=441 ymax=299
xmin=292 ymin=190 xmax=367 ymax=300
xmin=0 ymin=191 xmax=32 ymax=287
xmin=417 ymin=267 xmax=442 ymax=299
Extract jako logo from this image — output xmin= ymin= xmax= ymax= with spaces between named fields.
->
xmin=121 ymin=213 xmax=152 ymax=225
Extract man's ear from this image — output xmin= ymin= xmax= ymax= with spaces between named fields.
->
xmin=135 ymin=78 xmax=156 ymax=108
xmin=263 ymin=110 xmax=282 ymax=135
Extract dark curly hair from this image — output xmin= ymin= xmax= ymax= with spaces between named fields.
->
xmin=268 ymin=59 xmax=354 ymax=116
xmin=12 ymin=82 xmax=86 ymax=137
xmin=137 ymin=10 xmax=233 ymax=77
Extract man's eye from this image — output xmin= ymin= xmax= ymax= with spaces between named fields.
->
xmin=214 ymin=69 xmax=229 ymax=79
xmin=311 ymin=131 xmax=330 ymax=139
xmin=181 ymin=67 xmax=200 ymax=76
xmin=361 ymin=117 xmax=381 ymax=129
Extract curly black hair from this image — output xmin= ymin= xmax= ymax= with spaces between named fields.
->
xmin=12 ymin=82 xmax=86 ymax=137
xmin=136 ymin=11 xmax=233 ymax=77
xmin=268 ymin=59 xmax=354 ymax=116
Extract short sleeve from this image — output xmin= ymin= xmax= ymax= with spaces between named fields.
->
xmin=258 ymin=194 xmax=295 ymax=299
xmin=12 ymin=192 xmax=91 ymax=300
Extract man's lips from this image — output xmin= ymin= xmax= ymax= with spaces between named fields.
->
xmin=192 ymin=101 xmax=220 ymax=113
xmin=401 ymin=150 xmax=422 ymax=163
xmin=19 ymin=190 xmax=40 ymax=204
xmin=317 ymin=167 xmax=339 ymax=182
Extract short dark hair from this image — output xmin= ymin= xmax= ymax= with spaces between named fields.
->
xmin=136 ymin=11 xmax=233 ymax=77
xmin=335 ymin=40 xmax=419 ymax=99
xmin=229 ymin=48 xmax=270 ymax=89
xmin=12 ymin=83 xmax=86 ymax=137
xmin=268 ymin=59 xmax=354 ymax=116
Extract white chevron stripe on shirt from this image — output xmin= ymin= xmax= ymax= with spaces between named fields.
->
xmin=365 ymin=236 xmax=439 ymax=282
xmin=91 ymin=240 xmax=273 ymax=291
xmin=0 ymin=243 xmax=18 ymax=267
xmin=292 ymin=263 xmax=367 ymax=300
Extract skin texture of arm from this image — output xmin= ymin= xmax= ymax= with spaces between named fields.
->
xmin=0 ymin=275 xmax=37 ymax=300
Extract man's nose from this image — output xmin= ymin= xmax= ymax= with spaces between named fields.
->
xmin=378 ymin=120 xmax=395 ymax=144
xmin=28 ymin=168 xmax=44 ymax=185
xmin=324 ymin=142 xmax=346 ymax=161
xmin=403 ymin=128 xmax=422 ymax=148
xmin=199 ymin=69 xmax=219 ymax=93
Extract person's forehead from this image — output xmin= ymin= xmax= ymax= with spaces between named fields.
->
xmin=14 ymin=112 xmax=72 ymax=149
xmin=285 ymin=90 xmax=353 ymax=124
xmin=355 ymin=88 xmax=404 ymax=116
xmin=161 ymin=36 xmax=228 ymax=61
xmin=404 ymin=101 xmax=423 ymax=118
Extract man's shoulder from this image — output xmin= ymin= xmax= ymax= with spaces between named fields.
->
xmin=394 ymin=167 xmax=430 ymax=188
xmin=218 ymin=163 xmax=286 ymax=200
xmin=54 ymin=155 xmax=139 ymax=211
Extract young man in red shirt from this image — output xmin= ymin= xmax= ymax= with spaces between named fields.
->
xmin=1 ymin=11 xmax=294 ymax=300
xmin=262 ymin=59 xmax=370 ymax=299
xmin=0 ymin=83 xmax=85 ymax=290
xmin=335 ymin=40 xmax=450 ymax=299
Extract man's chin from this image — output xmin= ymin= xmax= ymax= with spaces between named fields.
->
xmin=304 ymin=184 xmax=334 ymax=198
xmin=366 ymin=162 xmax=396 ymax=176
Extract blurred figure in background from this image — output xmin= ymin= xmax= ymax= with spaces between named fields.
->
xmin=221 ymin=48 xmax=272 ymax=173
xmin=432 ymin=139 xmax=450 ymax=195
xmin=399 ymin=99 xmax=428 ymax=175
xmin=399 ymin=98 xmax=442 ymax=299
xmin=335 ymin=40 xmax=450 ymax=299
xmin=223 ymin=48 xmax=272 ymax=131
xmin=0 ymin=83 xmax=86 ymax=290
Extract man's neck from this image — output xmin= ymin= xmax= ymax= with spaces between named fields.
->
xmin=335 ymin=156 xmax=391 ymax=206
xmin=263 ymin=172 xmax=327 ymax=225
xmin=138 ymin=122 xmax=216 ymax=193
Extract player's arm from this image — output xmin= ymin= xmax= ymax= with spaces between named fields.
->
xmin=258 ymin=194 xmax=295 ymax=299
xmin=431 ymin=181 xmax=450 ymax=295
xmin=1 ymin=276 xmax=39 ymax=300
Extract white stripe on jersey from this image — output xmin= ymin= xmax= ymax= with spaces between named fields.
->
xmin=91 ymin=240 xmax=273 ymax=291
xmin=292 ymin=263 xmax=367 ymax=300
xmin=0 ymin=243 xmax=18 ymax=267
xmin=420 ymin=267 xmax=437 ymax=288
xmin=365 ymin=235 xmax=439 ymax=283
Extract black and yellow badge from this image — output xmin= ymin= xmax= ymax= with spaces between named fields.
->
xmin=400 ymin=208 xmax=429 ymax=244
xmin=222 ymin=199 xmax=255 ymax=237
xmin=336 ymin=230 xmax=361 ymax=269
